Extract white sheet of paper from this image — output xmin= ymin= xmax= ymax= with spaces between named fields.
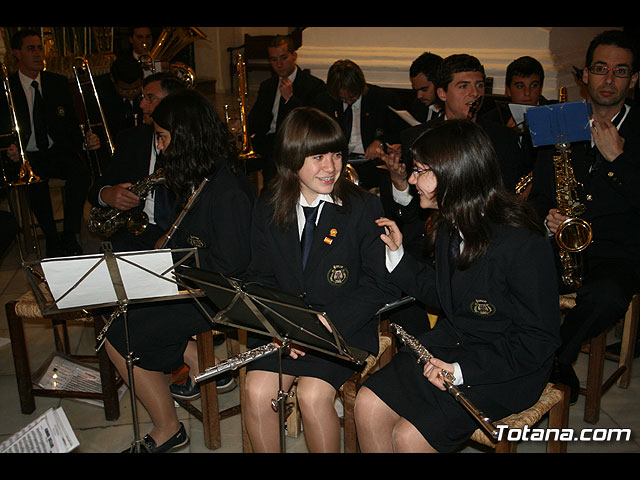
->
xmin=509 ymin=103 xmax=535 ymax=128
xmin=388 ymin=106 xmax=421 ymax=127
xmin=41 ymin=249 xmax=179 ymax=309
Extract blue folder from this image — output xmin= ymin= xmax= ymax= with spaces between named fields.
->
xmin=525 ymin=100 xmax=593 ymax=147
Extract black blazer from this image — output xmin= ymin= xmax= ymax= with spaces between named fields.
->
xmin=0 ymin=71 xmax=82 ymax=152
xmin=313 ymin=83 xmax=404 ymax=150
xmin=391 ymin=222 xmax=561 ymax=412
xmin=246 ymin=188 xmax=401 ymax=354
xmin=87 ymin=123 xmax=155 ymax=207
xmin=247 ymin=67 xmax=325 ymax=154
xmin=528 ymin=105 xmax=640 ymax=261
xmin=168 ymin=164 xmax=254 ymax=277
xmin=93 ymin=73 xmax=143 ymax=138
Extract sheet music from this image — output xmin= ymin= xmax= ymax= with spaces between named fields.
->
xmin=388 ymin=106 xmax=421 ymax=127
xmin=508 ymin=103 xmax=535 ymax=128
xmin=0 ymin=407 xmax=79 ymax=453
xmin=41 ymin=250 xmax=179 ymax=309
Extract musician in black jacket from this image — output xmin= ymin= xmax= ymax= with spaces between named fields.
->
xmin=247 ymin=35 xmax=325 ymax=184
xmin=1 ymin=29 xmax=100 ymax=257
xmin=104 ymin=89 xmax=253 ymax=453
xmin=314 ymin=59 xmax=404 ymax=190
xmin=527 ymin=30 xmax=640 ymax=403
xmin=243 ymin=106 xmax=399 ymax=453
xmin=87 ymin=72 xmax=187 ymax=252
xmin=355 ymin=120 xmax=560 ymax=453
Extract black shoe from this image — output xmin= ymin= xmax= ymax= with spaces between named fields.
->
xmin=553 ymin=361 xmax=580 ymax=405
xmin=170 ymin=377 xmax=201 ymax=401
xmin=122 ymin=423 xmax=189 ymax=453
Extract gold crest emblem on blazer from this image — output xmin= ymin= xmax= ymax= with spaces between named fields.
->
xmin=327 ymin=265 xmax=348 ymax=286
xmin=470 ymin=299 xmax=496 ymax=316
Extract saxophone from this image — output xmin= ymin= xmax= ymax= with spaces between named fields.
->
xmin=553 ymin=143 xmax=592 ymax=288
xmin=87 ymin=168 xmax=166 ymax=236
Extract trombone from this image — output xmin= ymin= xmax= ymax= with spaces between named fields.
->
xmin=0 ymin=62 xmax=41 ymax=186
xmin=72 ymin=56 xmax=115 ymax=179
xmin=234 ymin=52 xmax=260 ymax=166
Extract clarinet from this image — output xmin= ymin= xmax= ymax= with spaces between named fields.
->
xmin=389 ymin=323 xmax=499 ymax=440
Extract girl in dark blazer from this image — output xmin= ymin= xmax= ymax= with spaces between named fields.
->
xmin=355 ymin=120 xmax=561 ymax=453
xmin=104 ymin=90 xmax=253 ymax=453
xmin=243 ymin=106 xmax=399 ymax=452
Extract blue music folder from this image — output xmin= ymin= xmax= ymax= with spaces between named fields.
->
xmin=525 ymin=100 xmax=593 ymax=147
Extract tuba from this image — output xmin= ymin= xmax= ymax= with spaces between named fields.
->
xmin=234 ymin=52 xmax=260 ymax=167
xmin=87 ymin=168 xmax=166 ymax=236
xmin=0 ymin=62 xmax=41 ymax=186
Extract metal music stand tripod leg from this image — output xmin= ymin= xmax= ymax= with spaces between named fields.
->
xmin=120 ymin=302 xmax=150 ymax=453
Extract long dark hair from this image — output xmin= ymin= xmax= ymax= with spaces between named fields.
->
xmin=151 ymin=89 xmax=238 ymax=206
xmin=267 ymin=106 xmax=360 ymax=229
xmin=413 ymin=119 xmax=544 ymax=268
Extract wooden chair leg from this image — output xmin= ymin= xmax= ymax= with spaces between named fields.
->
xmin=197 ymin=330 xmax=221 ymax=450
xmin=341 ymin=373 xmax=359 ymax=453
xmin=547 ymin=384 xmax=569 ymax=453
xmin=93 ymin=315 xmax=120 ymax=421
xmin=494 ymin=440 xmax=518 ymax=453
xmin=6 ymin=301 xmax=36 ymax=414
xmin=584 ymin=332 xmax=606 ymax=424
xmin=618 ymin=296 xmax=638 ymax=388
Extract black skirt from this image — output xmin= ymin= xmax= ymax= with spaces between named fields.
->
xmin=105 ymin=298 xmax=214 ymax=373
xmin=245 ymin=334 xmax=364 ymax=390
xmin=362 ymin=347 xmax=512 ymax=453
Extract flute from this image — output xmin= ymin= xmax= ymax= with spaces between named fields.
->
xmin=389 ymin=323 xmax=499 ymax=440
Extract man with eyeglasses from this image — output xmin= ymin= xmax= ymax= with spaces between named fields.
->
xmin=87 ymin=72 xmax=187 ymax=252
xmin=528 ymin=29 xmax=640 ymax=404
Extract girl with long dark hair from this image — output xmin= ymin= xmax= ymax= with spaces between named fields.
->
xmin=104 ymin=89 xmax=253 ymax=453
xmin=355 ymin=119 xmax=560 ymax=453
xmin=243 ymin=106 xmax=399 ymax=452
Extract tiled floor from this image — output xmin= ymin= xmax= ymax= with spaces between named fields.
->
xmin=0 ymin=88 xmax=639 ymax=453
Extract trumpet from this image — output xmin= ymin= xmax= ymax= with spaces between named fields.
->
xmin=0 ymin=62 xmax=41 ymax=186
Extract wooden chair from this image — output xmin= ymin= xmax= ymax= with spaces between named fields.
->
xmin=469 ymin=383 xmax=570 ymax=453
xmin=339 ymin=326 xmax=394 ymax=452
xmin=580 ymin=294 xmax=638 ymax=423
xmin=172 ymin=328 xmax=245 ymax=450
xmin=6 ymin=286 xmax=121 ymax=420
xmin=267 ymin=320 xmax=394 ymax=453
xmin=560 ymin=293 xmax=638 ymax=424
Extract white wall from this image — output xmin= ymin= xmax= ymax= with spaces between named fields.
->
xmin=295 ymin=26 xmax=622 ymax=102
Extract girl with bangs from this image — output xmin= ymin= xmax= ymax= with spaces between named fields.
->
xmin=243 ymin=106 xmax=399 ymax=452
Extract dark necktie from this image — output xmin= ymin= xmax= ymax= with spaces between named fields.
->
xmin=31 ymin=80 xmax=48 ymax=151
xmin=341 ymin=104 xmax=353 ymax=140
xmin=301 ymin=203 xmax=321 ymax=270
xmin=276 ymin=95 xmax=287 ymax=129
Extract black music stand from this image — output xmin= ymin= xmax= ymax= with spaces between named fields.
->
xmin=22 ymin=242 xmax=202 ymax=453
xmin=175 ymin=265 xmax=369 ymax=452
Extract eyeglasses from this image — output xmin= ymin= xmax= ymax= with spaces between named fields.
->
xmin=588 ymin=65 xmax=633 ymax=78
xmin=411 ymin=167 xmax=431 ymax=176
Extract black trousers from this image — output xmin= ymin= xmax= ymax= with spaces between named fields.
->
xmin=557 ymin=255 xmax=640 ymax=365
xmin=23 ymin=146 xmax=91 ymax=239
